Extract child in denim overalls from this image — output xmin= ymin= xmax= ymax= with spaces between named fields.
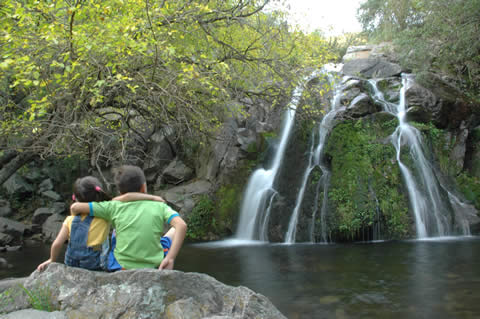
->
xmin=37 ymin=176 xmax=158 ymax=272
xmin=37 ymin=176 xmax=112 ymax=271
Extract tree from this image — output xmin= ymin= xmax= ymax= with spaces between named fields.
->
xmin=0 ymin=0 xmax=333 ymax=182
xmin=357 ymin=0 xmax=480 ymax=97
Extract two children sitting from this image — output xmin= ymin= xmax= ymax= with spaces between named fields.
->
xmin=37 ymin=165 xmax=187 ymax=272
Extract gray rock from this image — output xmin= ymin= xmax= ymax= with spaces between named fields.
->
xmin=0 ymin=218 xmax=25 ymax=239
xmin=159 ymin=180 xmax=212 ymax=215
xmin=32 ymin=208 xmax=54 ymax=225
xmin=0 ymin=257 xmax=8 ymax=267
xmin=38 ymin=179 xmax=54 ymax=193
xmin=0 ymin=277 xmax=29 ymax=313
xmin=197 ymin=118 xmax=239 ymax=182
xmin=0 ymin=199 xmax=12 ymax=217
xmin=51 ymin=202 xmax=67 ymax=215
xmin=342 ymin=58 xmax=402 ymax=79
xmin=449 ymin=122 xmax=469 ymax=175
xmin=345 ymin=93 xmax=381 ymax=118
xmin=236 ymin=128 xmax=257 ymax=152
xmin=161 ymin=158 xmax=194 ymax=185
xmin=413 ymin=72 xmax=475 ymax=129
xmin=41 ymin=214 xmax=64 ymax=243
xmin=41 ymin=190 xmax=61 ymax=201
xmin=375 ymin=77 xmax=402 ymax=102
xmin=2 ymin=309 xmax=67 ymax=319
xmin=342 ymin=45 xmax=374 ymax=62
xmin=404 ymin=82 xmax=438 ymax=124
xmin=0 ymin=232 xmax=14 ymax=246
xmin=8 ymin=264 xmax=287 ymax=319
xmin=3 ymin=174 xmax=34 ymax=195
xmin=143 ymin=130 xmax=176 ymax=184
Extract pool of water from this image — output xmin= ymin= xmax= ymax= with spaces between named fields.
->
xmin=2 ymin=237 xmax=480 ymax=318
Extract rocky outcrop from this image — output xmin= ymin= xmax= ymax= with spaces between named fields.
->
xmin=1 ymin=263 xmax=286 ymax=319
xmin=342 ymin=58 xmax=403 ymax=79
xmin=159 ymin=180 xmax=212 ymax=216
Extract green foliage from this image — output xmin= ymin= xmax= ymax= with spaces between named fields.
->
xmin=456 ymin=173 xmax=480 ymax=210
xmin=0 ymin=284 xmax=57 ymax=314
xmin=0 ymin=0 xmax=335 ymax=166
xmin=186 ymin=195 xmax=215 ymax=241
xmin=358 ymin=0 xmax=480 ymax=98
xmin=215 ymin=185 xmax=241 ymax=231
xmin=20 ymin=284 xmax=57 ymax=312
xmin=325 ymin=117 xmax=411 ymax=240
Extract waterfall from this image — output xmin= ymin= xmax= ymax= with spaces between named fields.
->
xmin=284 ymin=74 xmax=346 ymax=243
xmin=369 ymin=75 xmax=471 ymax=237
xmin=235 ymin=76 xmax=312 ymax=240
xmin=236 ymin=67 xmax=472 ymax=243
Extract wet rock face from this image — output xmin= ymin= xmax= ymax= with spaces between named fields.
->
xmin=2 ymin=263 xmax=287 ymax=319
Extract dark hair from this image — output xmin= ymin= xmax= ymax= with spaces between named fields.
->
xmin=73 ymin=176 xmax=112 ymax=202
xmin=114 ymin=165 xmax=146 ymax=194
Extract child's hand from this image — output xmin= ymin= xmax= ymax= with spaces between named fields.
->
xmin=37 ymin=259 xmax=52 ymax=272
xmin=158 ymin=257 xmax=174 ymax=270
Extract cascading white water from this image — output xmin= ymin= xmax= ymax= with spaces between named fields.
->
xmin=284 ymin=74 xmax=346 ymax=243
xmin=235 ymin=77 xmax=312 ymax=240
xmin=369 ymin=75 xmax=470 ymax=237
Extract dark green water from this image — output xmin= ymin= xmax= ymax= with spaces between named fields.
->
xmin=2 ymin=237 xmax=479 ymax=318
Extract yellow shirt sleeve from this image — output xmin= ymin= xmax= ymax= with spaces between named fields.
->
xmin=63 ymin=214 xmax=109 ymax=247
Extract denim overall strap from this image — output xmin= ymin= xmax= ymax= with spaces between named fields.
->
xmin=69 ymin=215 xmax=92 ymax=248
xmin=64 ymin=215 xmax=101 ymax=270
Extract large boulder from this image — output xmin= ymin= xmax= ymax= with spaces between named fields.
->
xmin=342 ymin=45 xmax=374 ymax=62
xmin=143 ymin=129 xmax=176 ymax=184
xmin=32 ymin=208 xmax=54 ymax=225
xmin=41 ymin=214 xmax=64 ymax=242
xmin=342 ymin=58 xmax=402 ymax=79
xmin=344 ymin=93 xmax=381 ymax=118
xmin=160 ymin=158 xmax=194 ymax=185
xmin=0 ymin=217 xmax=25 ymax=240
xmin=159 ymin=180 xmax=212 ymax=215
xmin=2 ymin=264 xmax=286 ymax=319
xmin=409 ymin=72 xmax=477 ymax=129
xmin=2 ymin=174 xmax=34 ymax=195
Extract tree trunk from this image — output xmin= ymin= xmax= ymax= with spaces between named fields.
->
xmin=0 ymin=152 xmax=35 ymax=186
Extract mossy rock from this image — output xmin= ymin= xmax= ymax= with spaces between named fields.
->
xmin=324 ymin=113 xmax=412 ymax=241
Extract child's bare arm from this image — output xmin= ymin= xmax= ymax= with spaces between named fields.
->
xmin=37 ymin=224 xmax=69 ymax=271
xmin=113 ymin=192 xmax=165 ymax=202
xmin=70 ymin=202 xmax=90 ymax=215
xmin=159 ymin=216 xmax=187 ymax=270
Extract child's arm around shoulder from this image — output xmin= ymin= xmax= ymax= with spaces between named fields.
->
xmin=70 ymin=202 xmax=91 ymax=215
xmin=113 ymin=192 xmax=165 ymax=202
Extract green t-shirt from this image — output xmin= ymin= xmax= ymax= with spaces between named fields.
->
xmin=91 ymin=200 xmax=178 ymax=269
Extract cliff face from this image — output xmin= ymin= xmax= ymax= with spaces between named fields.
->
xmin=266 ymin=45 xmax=480 ymax=242
xmin=0 ymin=45 xmax=479 ymax=245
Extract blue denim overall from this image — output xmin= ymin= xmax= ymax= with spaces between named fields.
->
xmin=64 ymin=215 xmax=104 ymax=270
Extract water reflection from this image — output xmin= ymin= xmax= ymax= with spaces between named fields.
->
xmin=2 ymin=238 xmax=480 ymax=318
